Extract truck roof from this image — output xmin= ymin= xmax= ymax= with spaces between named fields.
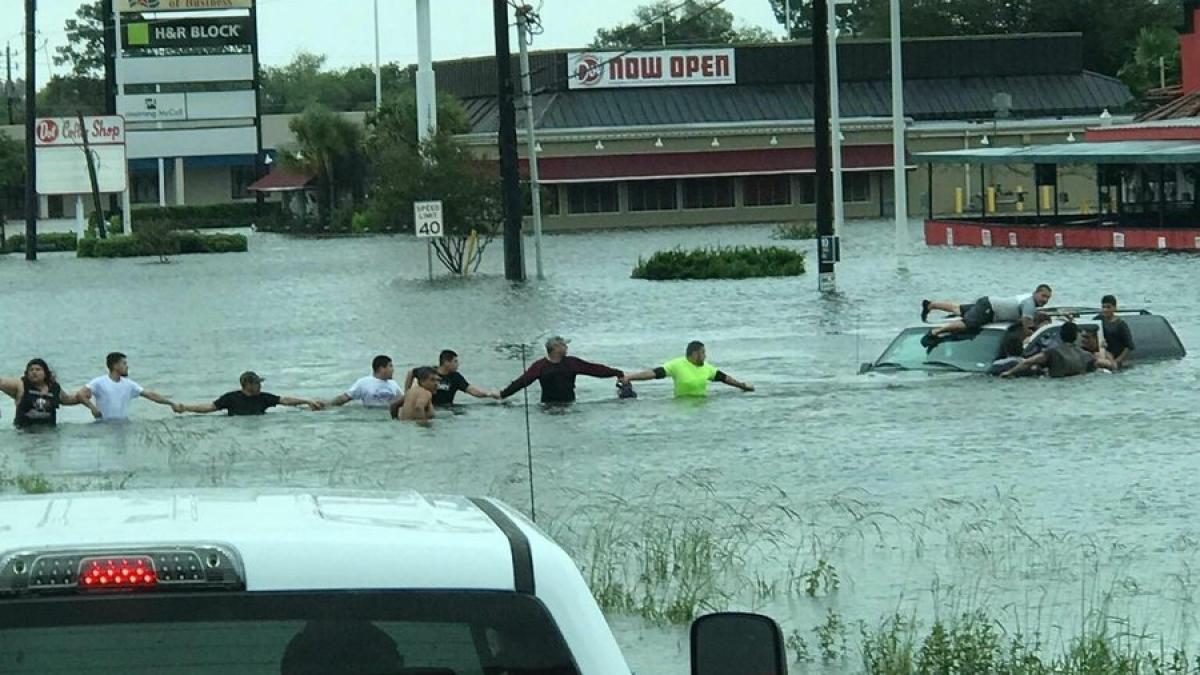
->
xmin=0 ymin=489 xmax=521 ymax=592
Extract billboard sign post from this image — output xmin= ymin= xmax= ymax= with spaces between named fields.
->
xmin=125 ymin=17 xmax=253 ymax=48
xmin=35 ymin=115 xmax=128 ymax=197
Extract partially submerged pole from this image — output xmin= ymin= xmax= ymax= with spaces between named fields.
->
xmin=493 ymin=0 xmax=526 ymax=281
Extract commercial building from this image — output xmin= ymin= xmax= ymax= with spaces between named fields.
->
xmin=4 ymin=33 xmax=1131 ymax=230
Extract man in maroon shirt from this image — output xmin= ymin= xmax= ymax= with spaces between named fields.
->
xmin=499 ymin=336 xmax=624 ymax=404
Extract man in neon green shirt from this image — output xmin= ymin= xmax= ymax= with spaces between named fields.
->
xmin=620 ymin=341 xmax=754 ymax=398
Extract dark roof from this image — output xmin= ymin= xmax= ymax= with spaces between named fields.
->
xmin=1137 ymin=89 xmax=1200 ymax=121
xmin=462 ymin=72 xmax=1131 ymax=133
xmin=436 ymin=34 xmax=1088 ymax=100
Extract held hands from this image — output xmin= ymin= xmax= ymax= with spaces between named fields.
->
xmin=171 ymin=403 xmax=185 ymax=414
xmin=740 ymin=382 xmax=755 ymax=392
xmin=306 ymin=400 xmax=326 ymax=411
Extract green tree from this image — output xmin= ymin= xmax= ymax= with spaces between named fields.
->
xmin=1118 ymin=26 xmax=1181 ymax=98
xmin=841 ymin=0 xmax=1180 ymax=77
xmin=260 ymin=52 xmax=410 ymax=113
xmin=365 ymin=88 xmax=470 ymax=151
xmin=37 ymin=75 xmax=106 ymax=117
xmin=283 ymin=105 xmax=364 ymax=229
xmin=365 ymin=104 xmax=500 ymax=275
xmin=54 ymin=0 xmax=108 ymax=77
xmin=591 ymin=0 xmax=775 ymax=47
xmin=0 ymin=133 xmax=25 ymax=225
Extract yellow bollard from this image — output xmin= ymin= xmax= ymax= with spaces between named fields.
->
xmin=1015 ymin=186 xmax=1025 ymax=212
xmin=463 ymin=229 xmax=478 ymax=277
xmin=1040 ymin=186 xmax=1052 ymax=210
xmin=986 ymin=186 xmax=996 ymax=214
xmin=954 ymin=187 xmax=964 ymax=215
xmin=1109 ymin=193 xmax=1118 ymax=212
xmin=1080 ymin=200 xmax=1091 ymax=215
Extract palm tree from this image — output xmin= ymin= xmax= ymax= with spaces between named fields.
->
xmin=286 ymin=105 xmax=363 ymax=227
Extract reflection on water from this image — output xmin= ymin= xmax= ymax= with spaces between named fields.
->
xmin=1 ymin=221 xmax=1198 ymax=673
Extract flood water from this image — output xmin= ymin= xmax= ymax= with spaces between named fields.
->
xmin=1 ymin=221 xmax=1197 ymax=673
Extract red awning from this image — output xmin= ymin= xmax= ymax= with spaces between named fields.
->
xmin=248 ymin=168 xmax=316 ymax=193
xmin=520 ymin=145 xmax=908 ymax=183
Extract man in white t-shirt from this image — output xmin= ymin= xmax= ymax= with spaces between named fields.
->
xmin=326 ymin=355 xmax=403 ymax=409
xmin=79 ymin=352 xmax=177 ymax=421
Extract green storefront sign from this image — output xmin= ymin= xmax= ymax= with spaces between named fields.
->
xmin=126 ymin=17 xmax=253 ymax=49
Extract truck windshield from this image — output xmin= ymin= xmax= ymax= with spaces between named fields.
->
xmin=874 ymin=327 xmax=1005 ymax=372
xmin=0 ymin=590 xmax=581 ymax=675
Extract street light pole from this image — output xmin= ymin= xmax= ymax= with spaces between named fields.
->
xmin=415 ymin=0 xmax=435 ymax=141
xmin=890 ymin=0 xmax=909 ymax=260
xmin=24 ymin=0 xmax=37 ymax=262
xmin=516 ymin=6 xmax=544 ymax=280
xmin=373 ymin=0 xmax=381 ymax=110
xmin=829 ymin=0 xmax=845 ymax=237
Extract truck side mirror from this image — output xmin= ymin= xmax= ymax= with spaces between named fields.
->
xmin=690 ymin=612 xmax=787 ymax=675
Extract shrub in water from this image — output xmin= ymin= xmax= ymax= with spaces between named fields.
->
xmin=77 ymin=232 xmax=247 ymax=259
xmin=632 ymin=245 xmax=806 ymax=280
xmin=3 ymin=232 xmax=78 ymax=253
xmin=772 ymin=221 xmax=818 ymax=240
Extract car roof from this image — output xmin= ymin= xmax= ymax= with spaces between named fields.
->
xmin=0 ymin=489 xmax=523 ymax=592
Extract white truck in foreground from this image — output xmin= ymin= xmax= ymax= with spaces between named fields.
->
xmin=0 ymin=489 xmax=788 ymax=675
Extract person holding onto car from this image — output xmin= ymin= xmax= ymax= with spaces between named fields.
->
xmin=1097 ymin=294 xmax=1135 ymax=369
xmin=1001 ymin=321 xmax=1115 ymax=379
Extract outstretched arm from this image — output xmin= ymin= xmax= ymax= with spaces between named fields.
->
xmin=0 ymin=378 xmax=18 ymax=400
xmin=141 ymin=390 xmax=176 ymax=408
xmin=327 ymin=392 xmax=353 ymax=407
xmin=1000 ymin=353 xmax=1048 ymax=378
xmin=176 ymin=402 xmax=219 ymax=414
xmin=716 ymin=372 xmax=754 ymax=392
xmin=569 ymin=357 xmax=623 ymax=380
xmin=621 ymin=368 xmax=665 ymax=385
xmin=465 ymin=384 xmax=500 ymax=400
xmin=279 ymin=396 xmax=323 ymax=410
xmin=499 ymin=361 xmax=545 ymax=399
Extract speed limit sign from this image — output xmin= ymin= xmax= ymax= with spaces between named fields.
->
xmin=414 ymin=200 xmax=444 ymax=238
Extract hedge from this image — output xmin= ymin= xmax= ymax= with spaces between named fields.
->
xmin=77 ymin=232 xmax=248 ymax=258
xmin=3 ymin=232 xmax=79 ymax=253
xmin=129 ymin=203 xmax=278 ymax=230
xmin=632 ymin=246 xmax=806 ymax=280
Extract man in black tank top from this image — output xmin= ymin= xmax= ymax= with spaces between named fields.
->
xmin=0 ymin=358 xmax=94 ymax=428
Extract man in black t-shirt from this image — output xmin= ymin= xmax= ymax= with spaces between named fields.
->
xmin=404 ymin=350 xmax=499 ymax=406
xmin=1097 ymin=294 xmax=1135 ymax=369
xmin=174 ymin=372 xmax=323 ymax=416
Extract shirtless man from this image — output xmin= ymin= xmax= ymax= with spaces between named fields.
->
xmin=390 ymin=367 xmax=440 ymax=422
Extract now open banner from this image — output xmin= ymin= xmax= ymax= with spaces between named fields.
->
xmin=567 ymin=49 xmax=736 ymax=89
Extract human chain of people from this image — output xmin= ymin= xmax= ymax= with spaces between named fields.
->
xmin=0 ymin=337 xmax=755 ymax=429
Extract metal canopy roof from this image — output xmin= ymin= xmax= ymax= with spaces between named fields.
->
xmin=914 ymin=140 xmax=1200 ymax=165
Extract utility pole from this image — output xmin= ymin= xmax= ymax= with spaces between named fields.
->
xmin=829 ymin=0 xmax=845 ymax=238
xmin=493 ymin=0 xmax=525 ymax=282
xmin=415 ymin=0 xmax=435 ymax=143
xmin=24 ymin=0 xmax=37 ymax=262
xmin=373 ymin=0 xmax=381 ymax=110
xmin=6 ymin=43 xmax=13 ymax=125
xmin=516 ymin=5 xmax=544 ymax=280
xmin=813 ymin=0 xmax=835 ymax=291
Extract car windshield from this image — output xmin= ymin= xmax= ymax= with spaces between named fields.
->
xmin=0 ymin=590 xmax=581 ymax=675
xmin=874 ymin=327 xmax=1005 ymax=372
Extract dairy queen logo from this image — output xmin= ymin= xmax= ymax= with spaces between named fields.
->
xmin=35 ymin=119 xmax=59 ymax=144
xmin=575 ymin=54 xmax=603 ymax=87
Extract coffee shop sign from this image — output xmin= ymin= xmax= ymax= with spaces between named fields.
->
xmin=34 ymin=116 xmax=126 ymax=147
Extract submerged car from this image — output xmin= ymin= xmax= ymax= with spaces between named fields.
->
xmin=860 ymin=308 xmax=1186 ymax=374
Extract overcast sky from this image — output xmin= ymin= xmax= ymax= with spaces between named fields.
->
xmin=3 ymin=0 xmax=784 ymax=86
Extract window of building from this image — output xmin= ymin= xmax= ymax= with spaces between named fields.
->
xmin=844 ymin=172 xmax=872 ymax=202
xmin=743 ymin=175 xmax=792 ymax=207
xmin=628 ymin=179 xmax=678 ymax=212
xmin=231 ymin=166 xmax=257 ymax=200
xmin=131 ymin=171 xmax=160 ymax=205
xmin=566 ymin=182 xmax=619 ymax=214
xmin=797 ymin=175 xmax=815 ymax=204
xmin=681 ymin=177 xmax=735 ymax=209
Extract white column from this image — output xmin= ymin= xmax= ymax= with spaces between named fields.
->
xmin=415 ymin=0 xmax=436 ymax=142
xmin=75 ymin=195 xmax=85 ymax=237
xmin=175 ymin=157 xmax=185 ymax=205
xmin=157 ymin=158 xmax=166 ymax=207
xmin=890 ymin=0 xmax=908 ymax=258
xmin=38 ymin=195 xmax=48 ymax=219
